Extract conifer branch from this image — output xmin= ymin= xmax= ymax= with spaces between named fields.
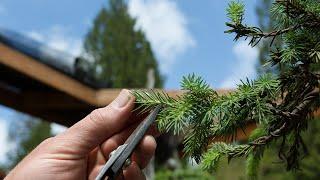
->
xmin=132 ymin=0 xmax=320 ymax=178
xmin=225 ymin=0 xmax=320 ymax=47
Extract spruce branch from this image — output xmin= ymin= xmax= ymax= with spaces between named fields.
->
xmin=132 ymin=89 xmax=175 ymax=114
xmin=201 ymin=142 xmax=252 ymax=172
xmin=246 ymin=149 xmax=263 ymax=180
xmin=225 ymin=0 xmax=320 ymax=47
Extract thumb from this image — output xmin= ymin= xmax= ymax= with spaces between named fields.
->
xmin=53 ymin=89 xmax=135 ymax=155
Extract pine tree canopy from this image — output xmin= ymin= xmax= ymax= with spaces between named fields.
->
xmin=81 ymin=0 xmax=163 ymax=88
xmin=133 ymin=0 xmax=320 ymax=179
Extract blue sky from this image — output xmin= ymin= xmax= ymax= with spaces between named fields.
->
xmin=0 ymin=0 xmax=261 ymax=162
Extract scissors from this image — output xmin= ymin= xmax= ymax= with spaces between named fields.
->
xmin=95 ymin=105 xmax=161 ymax=180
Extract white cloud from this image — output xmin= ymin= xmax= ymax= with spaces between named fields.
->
xmin=26 ymin=25 xmax=83 ymax=66
xmin=219 ymin=41 xmax=258 ymax=88
xmin=128 ymin=0 xmax=195 ymax=73
xmin=51 ymin=123 xmax=67 ymax=135
xmin=0 ymin=119 xmax=13 ymax=163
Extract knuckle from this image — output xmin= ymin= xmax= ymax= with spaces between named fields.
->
xmin=89 ymin=108 xmax=105 ymax=123
xmin=87 ymin=108 xmax=107 ymax=130
xmin=88 ymin=106 xmax=122 ymax=126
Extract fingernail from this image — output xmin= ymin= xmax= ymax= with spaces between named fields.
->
xmin=111 ymin=89 xmax=131 ymax=108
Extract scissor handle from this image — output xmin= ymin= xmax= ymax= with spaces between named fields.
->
xmin=95 ymin=105 xmax=161 ymax=180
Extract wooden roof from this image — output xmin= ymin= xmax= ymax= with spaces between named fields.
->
xmin=0 ymin=40 xmax=185 ymax=126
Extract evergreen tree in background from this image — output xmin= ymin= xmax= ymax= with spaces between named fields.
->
xmin=133 ymin=0 xmax=320 ymax=179
xmin=81 ymin=0 xmax=163 ymax=88
xmin=3 ymin=119 xmax=52 ymax=170
xmin=82 ymin=0 xmax=175 ymax=171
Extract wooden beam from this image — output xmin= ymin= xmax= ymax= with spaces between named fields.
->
xmin=95 ymin=89 xmax=186 ymax=106
xmin=0 ymin=43 xmax=98 ymax=105
xmin=0 ymin=84 xmax=90 ymax=126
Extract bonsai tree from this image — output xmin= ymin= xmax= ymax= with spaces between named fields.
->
xmin=133 ymin=0 xmax=320 ymax=179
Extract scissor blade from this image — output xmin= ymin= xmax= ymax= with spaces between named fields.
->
xmin=108 ymin=105 xmax=161 ymax=176
xmin=125 ymin=105 xmax=161 ymax=144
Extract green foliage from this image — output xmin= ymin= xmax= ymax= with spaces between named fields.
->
xmin=155 ymin=167 xmax=213 ymax=180
xmin=134 ymin=0 xmax=320 ymax=179
xmin=133 ymin=90 xmax=175 ymax=113
xmin=242 ymin=118 xmax=320 ymax=180
xmin=4 ymin=119 xmax=52 ymax=170
xmin=254 ymin=2 xmax=320 ymax=178
xmin=246 ymin=128 xmax=266 ymax=179
xmin=81 ymin=0 xmax=163 ymax=88
xmin=206 ymin=118 xmax=320 ymax=179
xmin=294 ymin=117 xmax=320 ymax=179
xmin=246 ymin=153 xmax=261 ymax=180
xmin=134 ymin=74 xmax=280 ymax=164
xmin=248 ymin=127 xmax=267 ymax=142
xmin=201 ymin=142 xmax=252 ymax=173
xmin=134 ymin=74 xmax=217 ymax=161
xmin=227 ymin=1 xmax=245 ymax=25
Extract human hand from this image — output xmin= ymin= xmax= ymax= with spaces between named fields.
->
xmin=6 ymin=89 xmax=157 ymax=180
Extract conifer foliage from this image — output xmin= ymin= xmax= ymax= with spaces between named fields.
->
xmin=82 ymin=0 xmax=163 ymax=88
xmin=133 ymin=0 xmax=319 ymax=179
